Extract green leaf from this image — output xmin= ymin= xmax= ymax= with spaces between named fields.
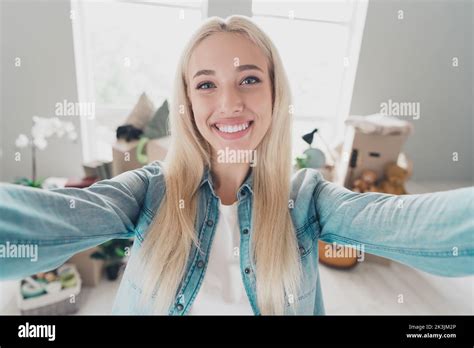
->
xmin=115 ymin=247 xmax=125 ymax=258
xmin=13 ymin=177 xmax=43 ymax=188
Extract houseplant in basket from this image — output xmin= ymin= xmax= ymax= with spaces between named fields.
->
xmin=90 ymin=239 xmax=133 ymax=280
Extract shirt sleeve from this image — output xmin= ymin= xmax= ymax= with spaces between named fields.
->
xmin=0 ymin=161 xmax=163 ymax=280
xmin=313 ymin=173 xmax=474 ymax=277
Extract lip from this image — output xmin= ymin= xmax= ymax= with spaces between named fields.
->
xmin=211 ymin=120 xmax=254 ymax=140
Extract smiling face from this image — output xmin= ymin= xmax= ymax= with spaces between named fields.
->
xmin=187 ymin=32 xmax=273 ymax=156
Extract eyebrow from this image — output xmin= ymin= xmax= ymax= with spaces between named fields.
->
xmin=192 ymin=64 xmax=263 ymax=79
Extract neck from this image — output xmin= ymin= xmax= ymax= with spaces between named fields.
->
xmin=210 ymin=158 xmax=250 ymax=205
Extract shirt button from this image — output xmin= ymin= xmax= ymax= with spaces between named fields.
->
xmin=243 ymin=228 xmax=249 ymax=235
xmin=176 ymin=303 xmax=184 ymax=311
xmin=244 ymin=267 xmax=251 ymax=274
xmin=299 ymin=246 xmax=306 ymax=254
xmin=197 ymin=260 xmax=204 ymax=268
xmin=241 ymin=190 xmax=246 ymax=196
xmin=206 ymin=220 xmax=214 ymax=227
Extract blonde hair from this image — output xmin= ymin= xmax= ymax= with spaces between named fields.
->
xmin=137 ymin=15 xmax=302 ymax=315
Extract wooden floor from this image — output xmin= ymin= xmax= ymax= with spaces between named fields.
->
xmin=319 ymin=258 xmax=473 ymax=314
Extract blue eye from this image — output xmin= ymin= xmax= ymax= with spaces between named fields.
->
xmin=241 ymin=76 xmax=261 ymax=85
xmin=196 ymin=82 xmax=215 ymax=90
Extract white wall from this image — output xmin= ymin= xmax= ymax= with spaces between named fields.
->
xmin=208 ymin=0 xmax=251 ymax=17
xmin=1 ymin=0 xmax=83 ymax=183
xmin=350 ymin=0 xmax=473 ymax=181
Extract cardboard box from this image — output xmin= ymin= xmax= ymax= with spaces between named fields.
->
xmin=68 ymin=248 xmax=104 ymax=287
xmin=336 ymin=126 xmax=408 ymax=187
xmin=112 ymin=136 xmax=170 ymax=177
xmin=146 ymin=136 xmax=171 ymax=163
xmin=111 ymin=139 xmax=141 ymax=177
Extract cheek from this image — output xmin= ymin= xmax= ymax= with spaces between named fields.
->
xmin=190 ymin=98 xmax=211 ymax=130
xmin=250 ymin=89 xmax=273 ymax=127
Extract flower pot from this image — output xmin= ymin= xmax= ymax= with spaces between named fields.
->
xmin=105 ymin=263 xmax=123 ymax=281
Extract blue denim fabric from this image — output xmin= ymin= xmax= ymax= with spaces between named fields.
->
xmin=1 ymin=160 xmax=473 ymax=315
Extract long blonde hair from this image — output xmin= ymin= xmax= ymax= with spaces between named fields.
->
xmin=137 ymin=15 xmax=302 ymax=315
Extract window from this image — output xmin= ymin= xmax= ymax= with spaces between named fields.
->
xmin=252 ymin=0 xmax=368 ymax=161
xmin=73 ymin=0 xmax=367 ymax=164
xmin=71 ymin=0 xmax=206 ymax=162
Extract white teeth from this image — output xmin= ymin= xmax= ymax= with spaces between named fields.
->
xmin=216 ymin=122 xmax=250 ymax=133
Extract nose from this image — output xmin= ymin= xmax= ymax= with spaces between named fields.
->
xmin=218 ymin=85 xmax=244 ymax=116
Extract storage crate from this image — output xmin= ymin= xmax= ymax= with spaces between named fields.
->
xmin=17 ymin=264 xmax=82 ymax=315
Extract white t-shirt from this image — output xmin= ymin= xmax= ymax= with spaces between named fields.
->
xmin=188 ymin=201 xmax=254 ymax=315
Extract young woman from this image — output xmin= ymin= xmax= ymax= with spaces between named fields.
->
xmin=0 ymin=16 xmax=472 ymax=315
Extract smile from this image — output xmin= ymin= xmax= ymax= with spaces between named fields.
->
xmin=211 ymin=121 xmax=254 ymax=140
xmin=215 ymin=121 xmax=251 ymax=133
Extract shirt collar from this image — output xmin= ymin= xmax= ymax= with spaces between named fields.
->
xmin=199 ymin=165 xmax=254 ymax=196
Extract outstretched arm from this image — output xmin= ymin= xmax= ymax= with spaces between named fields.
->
xmin=0 ymin=161 xmax=164 ymax=279
xmin=313 ymin=172 xmax=474 ymax=277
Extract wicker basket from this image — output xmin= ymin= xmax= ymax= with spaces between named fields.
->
xmin=17 ymin=264 xmax=83 ymax=315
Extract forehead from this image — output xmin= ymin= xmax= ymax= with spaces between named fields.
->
xmin=188 ymin=32 xmax=269 ymax=77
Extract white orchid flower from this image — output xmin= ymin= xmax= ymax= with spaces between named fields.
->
xmin=33 ymin=137 xmax=48 ymax=150
xmin=17 ymin=116 xmax=77 ymax=151
xmin=15 ymin=134 xmax=30 ymax=148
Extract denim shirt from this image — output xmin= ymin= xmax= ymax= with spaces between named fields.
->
xmin=1 ymin=160 xmax=473 ymax=315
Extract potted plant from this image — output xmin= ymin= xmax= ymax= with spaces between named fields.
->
xmin=295 ymin=153 xmax=309 ymax=170
xmin=90 ymin=239 xmax=133 ymax=280
xmin=14 ymin=116 xmax=78 ymax=187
